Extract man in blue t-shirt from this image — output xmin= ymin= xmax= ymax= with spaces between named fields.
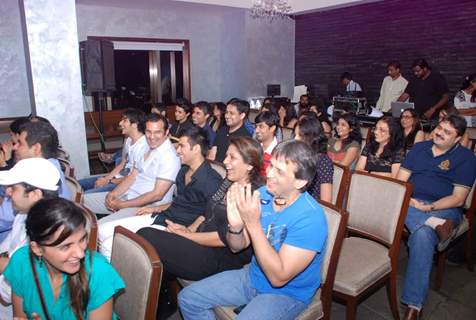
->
xmin=178 ymin=140 xmax=328 ymax=320
xmin=397 ymin=114 xmax=476 ymax=320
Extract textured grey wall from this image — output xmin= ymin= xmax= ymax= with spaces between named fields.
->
xmin=76 ymin=1 xmax=295 ymax=102
xmin=23 ymin=0 xmax=90 ymax=178
xmin=0 ymin=0 xmax=32 ymax=118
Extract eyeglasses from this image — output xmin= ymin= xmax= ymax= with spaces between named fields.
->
xmin=401 ymin=115 xmax=413 ymax=119
xmin=373 ymin=127 xmax=389 ymax=134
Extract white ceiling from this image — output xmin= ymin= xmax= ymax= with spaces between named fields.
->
xmin=76 ymin=0 xmax=373 ymax=14
xmin=174 ymin=0 xmax=368 ymax=13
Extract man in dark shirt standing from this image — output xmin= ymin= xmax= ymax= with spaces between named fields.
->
xmin=399 ymin=59 xmax=449 ymax=119
xmin=209 ymin=99 xmax=251 ymax=162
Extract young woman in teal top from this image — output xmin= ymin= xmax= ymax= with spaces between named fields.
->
xmin=4 ymin=198 xmax=125 ymax=320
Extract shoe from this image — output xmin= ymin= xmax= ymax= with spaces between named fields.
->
xmin=403 ymin=307 xmax=420 ymax=320
xmin=436 ymin=220 xmax=457 ymax=251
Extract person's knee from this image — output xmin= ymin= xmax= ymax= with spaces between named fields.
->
xmin=409 ymin=226 xmax=438 ymax=251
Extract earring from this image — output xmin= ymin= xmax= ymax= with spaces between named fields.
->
xmin=38 ymin=256 xmax=43 ymax=267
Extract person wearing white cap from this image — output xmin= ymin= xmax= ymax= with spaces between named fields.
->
xmin=0 ymin=158 xmax=60 ymax=317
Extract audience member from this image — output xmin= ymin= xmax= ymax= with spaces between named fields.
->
xmin=209 ymin=99 xmax=251 ymax=162
xmin=356 ymin=117 xmax=404 ymax=178
xmin=192 ymin=101 xmax=216 ymax=148
xmin=398 ymin=59 xmax=449 ymax=119
xmin=277 ymin=101 xmax=298 ymax=129
xmin=83 ymin=113 xmax=180 ymax=217
xmin=0 ymin=158 xmax=60 ymax=318
xmin=3 ymin=198 xmax=125 ymax=319
xmin=97 ymin=126 xmax=222 ymax=261
xmin=427 ymin=108 xmax=471 ymax=148
xmin=453 ymin=73 xmax=476 ymax=128
xmin=295 ymin=116 xmax=333 ymax=202
xmin=209 ymin=102 xmax=226 ymax=132
xmin=178 ymin=140 xmax=327 ymax=320
xmin=400 ymin=109 xmax=424 ymax=153
xmin=341 ymin=72 xmax=362 ymax=92
xmin=254 ymin=111 xmax=279 ymax=176
xmin=0 ymin=118 xmax=29 ymax=171
xmin=327 ymin=113 xmax=362 ymax=166
xmin=137 ymin=136 xmax=262 ymax=318
xmin=79 ymin=108 xmax=147 ymax=194
xmin=376 ymin=61 xmax=408 ymax=112
xmin=397 ymin=114 xmax=476 ymax=319
xmin=295 ymin=94 xmax=310 ymax=116
xmin=309 ymin=97 xmax=333 ymax=137
xmin=170 ymin=98 xmax=194 ymax=138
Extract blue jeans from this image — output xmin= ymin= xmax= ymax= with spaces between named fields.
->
xmin=178 ymin=266 xmax=307 ymax=320
xmin=78 ymin=176 xmax=115 ymax=194
xmin=401 ymin=203 xmax=462 ymax=309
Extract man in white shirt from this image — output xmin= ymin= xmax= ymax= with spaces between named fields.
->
xmin=341 ymin=72 xmax=362 ymax=92
xmin=376 ymin=61 xmax=408 ymax=112
xmin=84 ymin=113 xmax=181 ymax=218
xmin=0 ymin=158 xmax=60 ymax=317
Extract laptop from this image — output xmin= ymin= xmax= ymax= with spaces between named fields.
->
xmin=391 ymin=101 xmax=414 ymax=118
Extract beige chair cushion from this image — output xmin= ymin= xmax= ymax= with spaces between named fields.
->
xmin=112 ymin=233 xmax=154 ymax=320
xmin=334 ymin=237 xmax=391 ymax=296
xmin=296 ymin=289 xmax=323 ymax=320
xmin=347 ymin=174 xmax=407 ymax=244
xmin=437 ymin=215 xmax=469 ymax=251
xmin=332 ymin=165 xmax=343 ymax=205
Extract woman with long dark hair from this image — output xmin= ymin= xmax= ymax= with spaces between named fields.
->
xmin=209 ymin=102 xmax=226 ymax=132
xmin=277 ymin=101 xmax=298 ymax=129
xmin=327 ymin=113 xmax=362 ymax=166
xmin=3 ymin=198 xmax=124 ymax=320
xmin=454 ymin=73 xmax=476 ymax=128
xmin=294 ymin=116 xmax=333 ymax=202
xmin=400 ymin=109 xmax=425 ymax=153
xmin=356 ymin=117 xmax=404 ymax=178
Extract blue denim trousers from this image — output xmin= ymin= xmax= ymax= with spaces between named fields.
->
xmin=78 ymin=176 xmax=115 ymax=194
xmin=401 ymin=203 xmax=462 ymax=309
xmin=178 ymin=266 xmax=307 ymax=320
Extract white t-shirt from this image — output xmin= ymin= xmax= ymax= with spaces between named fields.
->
xmin=119 ymin=135 xmax=148 ymax=177
xmin=346 ymin=80 xmax=362 ymax=92
xmin=126 ymin=139 xmax=181 ymax=205
xmin=454 ymin=90 xmax=476 ymax=127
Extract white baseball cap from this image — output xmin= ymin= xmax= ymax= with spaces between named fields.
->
xmin=0 ymin=158 xmax=60 ymax=191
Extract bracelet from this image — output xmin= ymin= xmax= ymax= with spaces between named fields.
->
xmin=228 ymin=224 xmax=244 ymax=235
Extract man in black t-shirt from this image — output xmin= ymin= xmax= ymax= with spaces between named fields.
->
xmin=208 ymin=99 xmax=251 ymax=162
xmin=398 ymin=59 xmax=449 ymax=119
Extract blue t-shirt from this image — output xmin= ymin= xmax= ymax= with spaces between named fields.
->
xmin=4 ymin=246 xmax=125 ymax=319
xmin=249 ymin=187 xmax=328 ymax=304
xmin=402 ymin=141 xmax=476 ymax=202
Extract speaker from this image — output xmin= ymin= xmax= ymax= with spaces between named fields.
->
xmin=80 ymin=39 xmax=116 ymax=93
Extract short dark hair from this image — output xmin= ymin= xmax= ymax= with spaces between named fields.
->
xmin=296 ymin=116 xmax=328 ymax=154
xmin=123 ymin=108 xmax=146 ymax=133
xmin=272 ymin=140 xmax=317 ymax=191
xmin=411 ymin=58 xmax=430 ymax=69
xmin=194 ymin=101 xmax=212 ymax=117
xmin=255 ymin=111 xmax=279 ymax=130
xmin=22 ymin=182 xmax=59 ymax=200
xmin=441 ymin=114 xmax=467 ymax=137
xmin=19 ymin=121 xmax=59 ymax=159
xmin=341 ymin=72 xmax=352 ymax=81
xmin=227 ymin=98 xmax=250 ymax=116
xmin=145 ymin=113 xmax=169 ymax=131
xmin=181 ymin=126 xmax=209 ymax=157
xmin=387 ymin=61 xmax=401 ymax=70
xmin=9 ymin=117 xmax=30 ymax=134
xmin=174 ymin=98 xmax=192 ymax=114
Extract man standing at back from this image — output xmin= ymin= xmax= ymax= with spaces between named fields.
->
xmin=254 ymin=111 xmax=279 ymax=176
xmin=376 ymin=61 xmax=408 ymax=113
xmin=209 ymin=99 xmax=251 ymax=162
xmin=397 ymin=114 xmax=476 ymax=319
xmin=398 ymin=59 xmax=449 ymax=119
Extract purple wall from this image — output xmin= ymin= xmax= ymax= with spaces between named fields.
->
xmin=295 ymin=0 xmax=476 ymax=105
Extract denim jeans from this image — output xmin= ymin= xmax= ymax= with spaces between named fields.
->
xmin=78 ymin=176 xmax=115 ymax=194
xmin=401 ymin=203 xmax=462 ymax=309
xmin=178 ymin=266 xmax=307 ymax=320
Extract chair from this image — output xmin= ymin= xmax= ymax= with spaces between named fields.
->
xmin=58 ymin=158 xmax=75 ymax=178
xmin=65 ymin=176 xmax=84 ymax=204
xmin=79 ymin=204 xmax=98 ymax=251
xmin=434 ymin=181 xmax=476 ymax=290
xmin=111 ymin=226 xmax=163 ymax=320
xmin=57 ymin=147 xmax=70 ymax=160
xmin=332 ymin=171 xmax=412 ymax=320
xmin=213 ymin=201 xmax=348 ymax=320
xmin=209 ymin=160 xmax=227 ymax=179
xmin=332 ymin=163 xmax=350 ymax=208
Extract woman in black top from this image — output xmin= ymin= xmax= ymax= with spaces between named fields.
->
xmin=400 ymin=109 xmax=424 ymax=153
xmin=356 ymin=116 xmax=404 ymax=178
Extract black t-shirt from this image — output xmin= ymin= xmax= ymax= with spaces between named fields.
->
xmin=213 ymin=124 xmax=251 ymax=162
xmin=404 ymin=71 xmax=448 ymax=116
xmin=170 ymin=119 xmax=194 ymax=138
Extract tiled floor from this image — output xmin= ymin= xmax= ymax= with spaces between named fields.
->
xmin=169 ymin=243 xmax=476 ymax=319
